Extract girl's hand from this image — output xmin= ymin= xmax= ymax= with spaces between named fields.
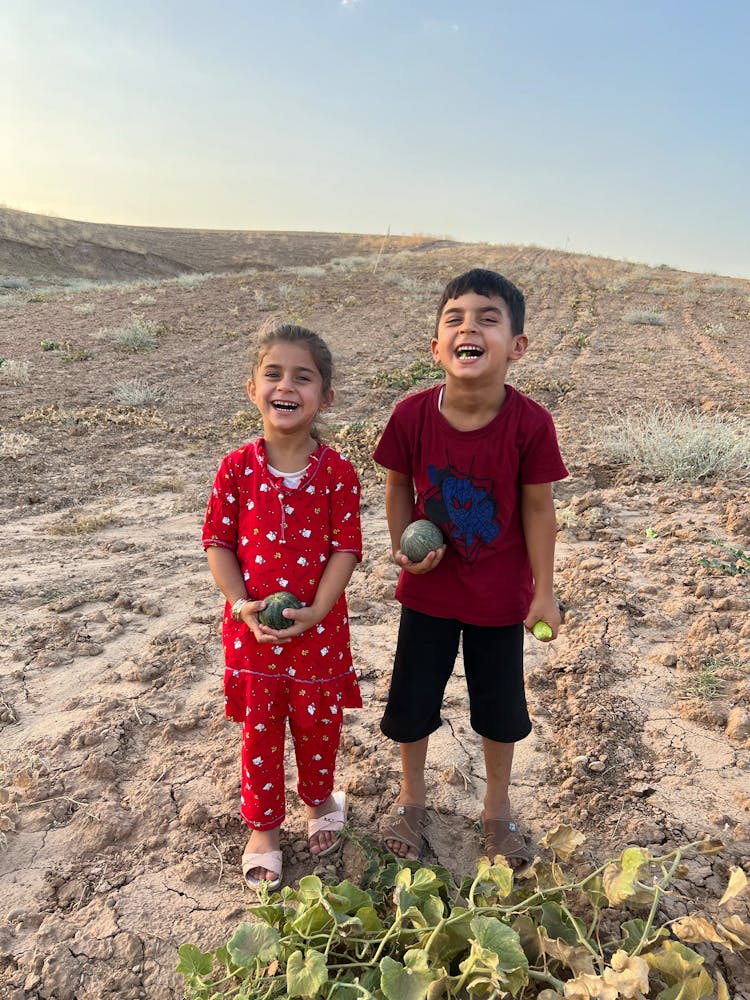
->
xmin=255 ymin=604 xmax=319 ymax=640
xmin=238 ymin=600 xmax=293 ymax=644
xmin=395 ymin=543 xmax=447 ymax=575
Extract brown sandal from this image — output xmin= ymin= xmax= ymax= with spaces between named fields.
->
xmin=381 ymin=803 xmax=427 ymax=860
xmin=481 ymin=818 xmax=531 ymax=871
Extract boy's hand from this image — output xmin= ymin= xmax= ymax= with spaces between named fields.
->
xmin=524 ymin=598 xmax=561 ymax=640
xmin=395 ymin=543 xmax=447 ymax=575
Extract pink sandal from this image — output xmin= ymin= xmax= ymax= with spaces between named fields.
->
xmin=307 ymin=790 xmax=348 ymax=857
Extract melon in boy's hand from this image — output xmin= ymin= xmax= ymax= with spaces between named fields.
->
xmin=399 ymin=519 xmax=444 ymax=563
xmin=258 ymin=591 xmax=303 ymax=629
xmin=532 ymin=620 xmax=553 ymax=641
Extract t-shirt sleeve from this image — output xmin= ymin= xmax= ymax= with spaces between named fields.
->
xmin=202 ymin=454 xmax=240 ymax=551
xmin=329 ymin=455 xmax=363 ymax=561
xmin=519 ymin=409 xmax=569 ymax=485
xmin=373 ymin=403 xmax=412 ymax=476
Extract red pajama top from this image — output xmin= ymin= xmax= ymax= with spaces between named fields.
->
xmin=373 ymin=384 xmax=568 ymax=626
xmin=202 ymin=438 xmax=363 ymax=722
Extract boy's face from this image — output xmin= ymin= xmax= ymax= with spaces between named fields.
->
xmin=432 ymin=291 xmax=528 ymax=383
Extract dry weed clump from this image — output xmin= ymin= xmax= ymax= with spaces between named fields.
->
xmin=0 ymin=430 xmax=37 ymax=458
xmin=47 ymin=511 xmax=120 ymax=535
xmin=112 ymin=378 xmax=168 ymax=407
xmin=624 ymin=309 xmax=668 ymax=326
xmin=593 ymin=406 xmax=750 ymax=482
xmin=111 ymin=319 xmax=162 ymax=352
xmin=0 ymin=359 xmax=31 ymax=384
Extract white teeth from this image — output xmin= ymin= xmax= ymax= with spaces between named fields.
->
xmin=456 ymin=346 xmax=483 ymax=359
xmin=273 ymin=401 xmax=297 ymax=410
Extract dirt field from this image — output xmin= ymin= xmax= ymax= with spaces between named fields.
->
xmin=1 ymin=224 xmax=749 ymax=998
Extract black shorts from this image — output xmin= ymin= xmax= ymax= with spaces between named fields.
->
xmin=380 ymin=607 xmax=531 ymax=744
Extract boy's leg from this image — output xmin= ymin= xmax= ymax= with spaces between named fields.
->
xmin=380 ymin=609 xmax=461 ymax=859
xmin=482 ymin=737 xmax=514 ymax=819
xmin=384 ymin=736 xmax=429 ymax=858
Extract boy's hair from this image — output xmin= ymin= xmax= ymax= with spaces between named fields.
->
xmin=250 ymin=321 xmax=334 ymax=395
xmin=436 ymin=269 xmax=525 ymax=335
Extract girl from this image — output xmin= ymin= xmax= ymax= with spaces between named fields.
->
xmin=202 ymin=323 xmax=362 ymax=889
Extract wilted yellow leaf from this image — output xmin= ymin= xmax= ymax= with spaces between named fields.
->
xmin=540 ymin=934 xmax=596 ymax=976
xmin=715 ymin=970 xmax=730 ymax=1000
xmin=602 ymin=847 xmax=653 ymax=906
xmin=671 ymin=915 xmax=723 ymax=945
xmin=718 ymin=866 xmax=747 ymax=907
xmin=563 ymin=972 xmax=618 ymax=1000
xmin=539 ymin=824 xmax=586 ymax=861
xmin=717 ymin=914 xmax=750 ymax=951
xmin=602 ymin=950 xmax=650 ymax=998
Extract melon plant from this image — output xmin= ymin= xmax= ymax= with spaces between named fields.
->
xmin=258 ymin=591 xmax=302 ymax=629
xmin=400 ymin=519 xmax=444 ymax=562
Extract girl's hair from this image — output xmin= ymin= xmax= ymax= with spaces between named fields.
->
xmin=249 ymin=322 xmax=334 ymax=395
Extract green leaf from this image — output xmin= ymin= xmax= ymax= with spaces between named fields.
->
xmin=291 ymin=901 xmax=333 ymax=937
xmin=646 ymin=941 xmax=713 ymax=999
xmin=380 ymin=950 xmax=440 ymax=1000
xmin=409 ymin=867 xmax=444 ymax=900
xmin=297 ymin=874 xmax=325 ymax=903
xmin=620 ymin=918 xmax=669 ymax=953
xmin=286 ymin=948 xmax=328 ymax=999
xmin=469 ymin=915 xmax=529 ymax=991
xmin=355 ymin=904 xmax=384 ymax=933
xmin=512 ymin=914 xmax=541 ymax=963
xmin=176 ymin=942 xmax=213 ymax=980
xmin=581 ymin=874 xmax=608 ymax=910
xmin=227 ymin=922 xmax=281 ymax=967
xmin=439 ymin=905 xmax=474 ymax=962
xmin=247 ymin=903 xmax=284 ymax=926
xmin=475 ymin=856 xmax=514 ymax=897
xmin=326 ymin=879 xmax=373 ymax=914
xmin=538 ymin=901 xmax=585 ymax=946
xmin=602 ymin=847 xmax=654 ymax=906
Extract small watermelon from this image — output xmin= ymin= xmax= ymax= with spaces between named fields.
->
xmin=258 ymin=591 xmax=303 ymax=629
xmin=399 ymin=519 xmax=444 ymax=563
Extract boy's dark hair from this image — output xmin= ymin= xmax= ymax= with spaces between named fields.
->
xmin=436 ymin=269 xmax=525 ymax=335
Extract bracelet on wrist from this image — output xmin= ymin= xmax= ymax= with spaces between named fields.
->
xmin=230 ymin=597 xmax=250 ymax=621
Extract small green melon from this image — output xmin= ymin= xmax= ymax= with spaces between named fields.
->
xmin=399 ymin=519 xmax=444 ymax=563
xmin=258 ymin=591 xmax=303 ymax=630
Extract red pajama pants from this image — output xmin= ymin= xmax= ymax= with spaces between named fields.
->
xmin=240 ymin=687 xmax=344 ymax=830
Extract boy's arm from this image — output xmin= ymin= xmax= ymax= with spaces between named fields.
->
xmin=521 ymin=482 xmax=561 ymax=637
xmin=385 ymin=469 xmax=445 ymax=573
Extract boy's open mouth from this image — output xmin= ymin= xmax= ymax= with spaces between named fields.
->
xmin=455 ymin=345 xmax=484 ymax=359
xmin=272 ymin=401 xmax=299 ymax=411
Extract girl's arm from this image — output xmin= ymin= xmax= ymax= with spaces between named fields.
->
xmin=269 ymin=551 xmax=358 ymax=637
xmin=521 ymin=481 xmax=561 ymax=637
xmin=386 ymin=469 xmax=445 ymax=574
xmin=205 ymin=545 xmax=278 ymax=643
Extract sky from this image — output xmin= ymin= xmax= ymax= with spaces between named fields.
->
xmin=3 ymin=0 xmax=749 ymax=278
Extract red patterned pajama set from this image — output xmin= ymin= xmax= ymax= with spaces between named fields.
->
xmin=202 ymin=438 xmax=362 ymax=830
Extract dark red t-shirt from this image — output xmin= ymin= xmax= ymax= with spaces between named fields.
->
xmin=373 ymin=384 xmax=568 ymax=626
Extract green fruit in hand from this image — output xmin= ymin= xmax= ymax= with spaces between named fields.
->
xmin=399 ymin=519 xmax=444 ymax=563
xmin=532 ymin=620 xmax=553 ymax=641
xmin=258 ymin=591 xmax=303 ymax=630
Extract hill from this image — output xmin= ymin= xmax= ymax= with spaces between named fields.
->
xmin=0 ymin=206 xmax=449 ymax=281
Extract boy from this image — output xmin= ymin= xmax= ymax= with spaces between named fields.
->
xmin=373 ymin=268 xmax=568 ymax=868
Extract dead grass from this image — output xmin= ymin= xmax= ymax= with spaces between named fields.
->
xmin=47 ymin=511 xmax=120 ymax=535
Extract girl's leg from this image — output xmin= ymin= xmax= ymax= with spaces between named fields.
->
xmin=291 ymin=702 xmax=344 ymax=855
xmin=241 ymin=707 xmax=286 ymax=881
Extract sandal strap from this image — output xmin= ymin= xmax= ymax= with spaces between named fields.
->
xmin=482 ymin=818 xmax=530 ymax=863
xmin=241 ymin=849 xmax=283 ymax=879
xmin=381 ymin=803 xmax=427 ymax=852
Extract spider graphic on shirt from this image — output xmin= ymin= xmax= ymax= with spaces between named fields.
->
xmin=423 ymin=462 xmax=501 ymax=563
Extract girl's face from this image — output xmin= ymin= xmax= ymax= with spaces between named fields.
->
xmin=247 ymin=342 xmax=332 ymax=438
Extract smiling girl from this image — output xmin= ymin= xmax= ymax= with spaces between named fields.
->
xmin=203 ymin=323 xmax=362 ymax=890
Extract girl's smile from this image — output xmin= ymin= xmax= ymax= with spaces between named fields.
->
xmin=248 ymin=342 xmax=332 ymax=435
